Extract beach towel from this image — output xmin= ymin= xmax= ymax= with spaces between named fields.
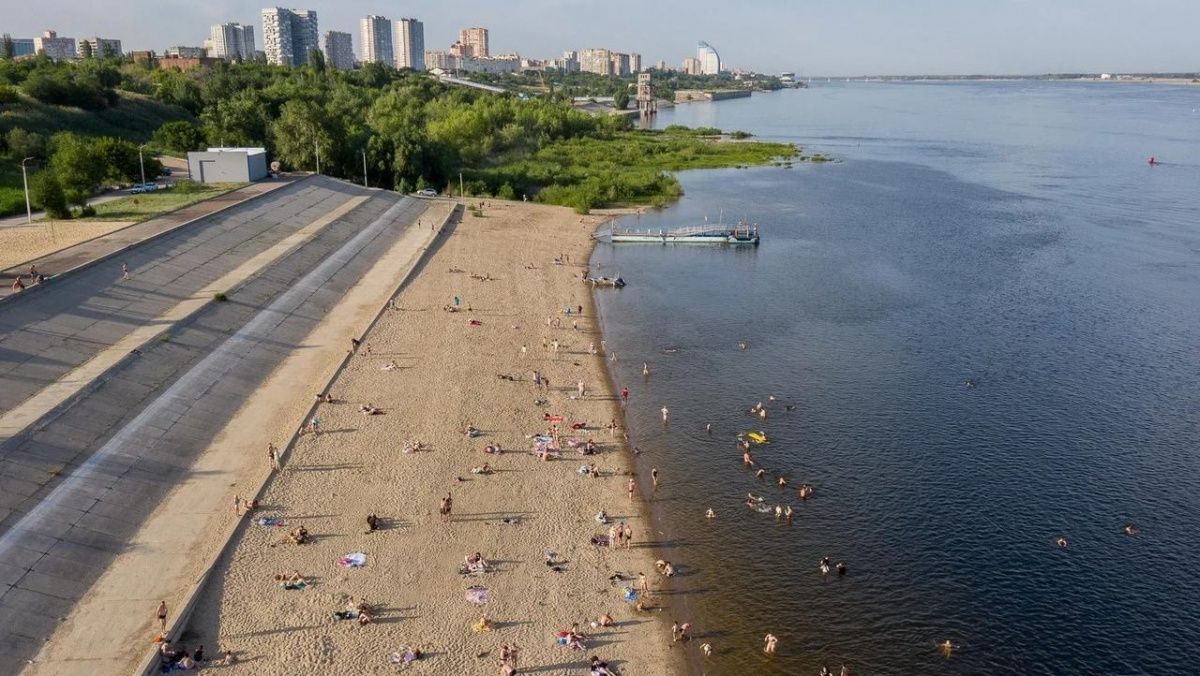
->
xmin=623 ymin=587 xmax=638 ymax=603
xmin=469 ymin=319 xmax=482 ymax=326
xmin=590 ymin=535 xmax=610 ymax=547
xmin=339 ymin=552 xmax=367 ymax=568
xmin=256 ymin=517 xmax=283 ymax=527
xmin=281 ymin=581 xmax=307 ymax=590
xmin=465 ymin=586 xmax=490 ymax=605
xmin=388 ymin=649 xmax=419 ymax=665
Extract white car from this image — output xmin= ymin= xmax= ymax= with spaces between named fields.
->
xmin=417 ymin=188 xmax=438 ymax=197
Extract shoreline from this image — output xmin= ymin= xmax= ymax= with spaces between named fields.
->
xmin=184 ymin=200 xmax=683 ymax=675
xmin=587 ymin=230 xmax=702 ymax=676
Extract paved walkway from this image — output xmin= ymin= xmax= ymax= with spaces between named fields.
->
xmin=0 ymin=178 xmax=432 ymax=672
xmin=0 ymin=179 xmax=292 ymax=297
xmin=21 ymin=198 xmax=442 ymax=675
xmin=0 ymin=177 xmax=360 ymax=413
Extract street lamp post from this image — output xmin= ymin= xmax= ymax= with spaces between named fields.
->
xmin=138 ymin=145 xmax=147 ymax=186
xmin=20 ymin=157 xmax=35 ymax=224
xmin=362 ymin=149 xmax=368 ymax=188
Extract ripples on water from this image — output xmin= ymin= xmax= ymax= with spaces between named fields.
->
xmin=592 ymin=82 xmax=1200 ymax=674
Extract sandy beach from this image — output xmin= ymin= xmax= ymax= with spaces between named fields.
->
xmin=184 ymin=200 xmax=682 ymax=675
xmin=0 ymin=220 xmax=135 ymax=269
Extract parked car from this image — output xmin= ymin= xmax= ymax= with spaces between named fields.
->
xmin=130 ymin=183 xmax=159 ymax=194
xmin=417 ymin=188 xmax=438 ymax=197
xmin=160 ymin=167 xmax=172 ymax=177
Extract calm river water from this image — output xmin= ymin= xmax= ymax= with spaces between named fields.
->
xmin=591 ymin=82 xmax=1200 ymax=675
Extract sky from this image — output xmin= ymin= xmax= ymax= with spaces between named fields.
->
xmin=1 ymin=0 xmax=1198 ymax=76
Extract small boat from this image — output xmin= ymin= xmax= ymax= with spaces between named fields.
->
xmin=745 ymin=431 xmax=768 ymax=444
xmin=585 ymin=276 xmax=626 ymax=288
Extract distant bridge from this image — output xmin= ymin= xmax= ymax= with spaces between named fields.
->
xmin=436 ymin=75 xmax=509 ymax=94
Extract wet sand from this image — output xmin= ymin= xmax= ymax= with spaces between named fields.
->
xmin=185 ymin=201 xmax=682 ymax=675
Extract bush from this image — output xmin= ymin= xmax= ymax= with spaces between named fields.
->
xmin=30 ymin=172 xmax=69 ymax=218
xmin=0 ymin=83 xmax=18 ymax=104
xmin=150 ymin=120 xmax=205 ymax=154
xmin=496 ymin=182 xmax=516 ymax=201
xmin=78 ymin=205 xmax=96 ymax=217
xmin=213 ymin=292 xmax=228 ymax=302
xmin=7 ymin=128 xmax=46 ymax=158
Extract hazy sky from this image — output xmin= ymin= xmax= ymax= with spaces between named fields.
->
xmin=2 ymin=0 xmax=1197 ymax=75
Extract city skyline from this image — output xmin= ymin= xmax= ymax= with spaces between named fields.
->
xmin=1 ymin=0 xmax=1197 ymax=75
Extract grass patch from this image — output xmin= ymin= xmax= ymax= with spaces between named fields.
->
xmin=0 ymin=91 xmax=194 ymax=143
xmin=78 ymin=183 xmax=241 ymax=222
xmin=467 ymin=130 xmax=797 ymax=213
xmin=0 ymin=161 xmax=26 ymax=216
xmin=213 ymin=292 xmax=228 ymax=302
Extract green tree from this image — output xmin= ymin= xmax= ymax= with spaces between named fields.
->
xmin=48 ymin=132 xmax=104 ymax=207
xmin=0 ymin=82 xmax=17 ymax=103
xmin=151 ymin=121 xmax=206 ymax=154
xmin=80 ymin=41 xmax=93 ymax=60
xmin=270 ymin=99 xmax=332 ymax=171
xmin=613 ymin=88 xmax=630 ymax=110
xmin=6 ymin=128 xmax=46 ymax=158
xmin=496 ymin=182 xmax=516 ymax=201
xmin=93 ymin=137 xmax=160 ymax=183
xmin=2 ymin=35 xmax=13 ymax=61
xmin=31 ymin=172 xmax=69 ymax=219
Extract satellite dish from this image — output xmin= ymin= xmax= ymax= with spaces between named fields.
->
xmin=270 ymin=161 xmax=281 ymax=173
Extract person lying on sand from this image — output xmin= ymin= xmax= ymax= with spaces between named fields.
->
xmin=471 ymin=463 xmax=493 ymax=475
xmin=381 ymin=361 xmax=399 ymax=371
xmin=598 ymin=612 xmax=614 ymax=627
xmin=472 ymin=614 xmax=494 ymax=632
xmin=274 ymin=570 xmax=305 ymax=583
xmin=359 ymin=403 xmax=382 ymax=415
xmin=286 ymin=526 xmax=309 ymax=545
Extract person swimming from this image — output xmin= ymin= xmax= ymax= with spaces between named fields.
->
xmin=705 ymin=508 xmax=716 ymax=519
xmin=1123 ymin=523 xmax=1138 ymax=536
xmin=1055 ymin=536 xmax=1068 ymax=549
xmin=836 ymin=561 xmax=847 ymax=576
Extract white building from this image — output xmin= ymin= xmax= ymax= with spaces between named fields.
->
xmin=210 ymin=23 xmax=255 ymax=60
xmin=393 ymin=17 xmax=424 ymax=70
xmin=77 ymin=36 xmax=122 ymax=58
xmin=323 ymin=31 xmax=353 ymax=70
xmin=359 ymin=15 xmax=392 ymax=65
xmin=697 ymin=41 xmax=721 ymax=75
xmin=32 ymin=30 xmax=75 ymax=60
xmin=261 ymin=7 xmax=318 ymax=67
xmin=578 ymin=48 xmax=612 ymax=76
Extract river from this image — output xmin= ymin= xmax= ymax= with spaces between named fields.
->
xmin=590 ymin=81 xmax=1200 ymax=674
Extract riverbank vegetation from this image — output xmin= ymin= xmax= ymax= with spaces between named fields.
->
xmin=1 ymin=55 xmax=797 ymax=216
xmin=463 ymin=69 xmax=785 ymax=102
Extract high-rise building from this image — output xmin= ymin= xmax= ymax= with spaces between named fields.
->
xmin=578 ymin=48 xmax=612 ymax=76
xmin=609 ymin=52 xmax=631 ymax=76
xmin=210 ymin=23 xmax=255 ymax=60
xmin=393 ymin=18 xmax=424 ymax=70
xmin=77 ymin=37 xmax=122 ymax=58
xmin=323 ymin=31 xmax=353 ymax=70
xmin=458 ymin=27 xmax=488 ymax=57
xmin=629 ymin=53 xmax=642 ymax=73
xmin=682 ymin=57 xmax=701 ymax=76
xmin=261 ymin=7 xmax=318 ymax=67
xmin=32 ymin=30 xmax=75 ymax=60
xmin=654 ymin=59 xmax=666 ymax=71
xmin=359 ymin=15 xmax=392 ymax=65
xmin=2 ymin=35 xmax=36 ymax=58
xmin=697 ymin=40 xmax=721 ymax=75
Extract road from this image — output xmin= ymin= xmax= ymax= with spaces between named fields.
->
xmin=0 ymin=177 xmax=433 ymax=673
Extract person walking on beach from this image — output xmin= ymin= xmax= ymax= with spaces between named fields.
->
xmin=305 ymin=415 xmax=321 ymax=436
xmin=651 ymin=468 xmax=659 ymax=489
xmin=764 ymin=633 xmax=778 ymax=654
xmin=620 ymin=387 xmax=629 ymax=404
xmin=627 ymin=478 xmax=636 ymax=501
xmin=577 ymin=380 xmax=585 ymax=398
xmin=440 ymin=492 xmax=453 ymax=521
xmin=520 ymin=344 xmax=527 ymax=359
xmin=643 ymin=362 xmax=650 ymax=377
xmin=638 ymin=572 xmax=650 ymax=596
xmin=156 ymin=601 xmax=168 ymax=635
xmin=623 ymin=522 xmax=633 ymax=549
xmin=532 ymin=370 xmax=541 ymax=389
xmin=122 ymin=262 xmax=130 ymax=281
xmin=268 ymin=443 xmax=281 ymax=471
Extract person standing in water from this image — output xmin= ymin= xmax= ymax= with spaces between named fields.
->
xmin=642 ymin=362 xmax=650 ymax=377
xmin=763 ymin=633 xmax=778 ymax=654
xmin=651 ymin=468 xmax=659 ymax=488
xmin=660 ymin=406 xmax=669 ymax=424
